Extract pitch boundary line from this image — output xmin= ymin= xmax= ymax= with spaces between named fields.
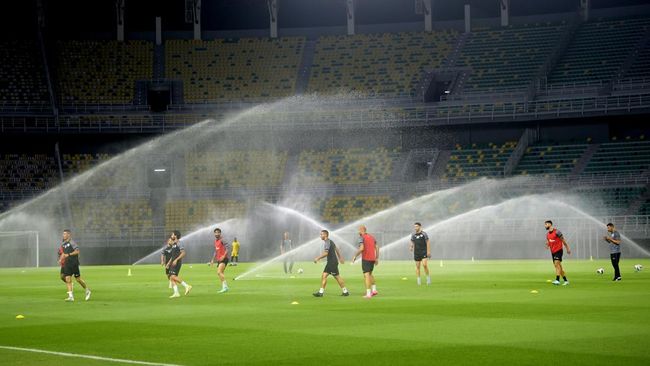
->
xmin=0 ymin=345 xmax=185 ymax=366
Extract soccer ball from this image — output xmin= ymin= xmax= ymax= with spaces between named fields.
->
xmin=596 ymin=268 xmax=604 ymax=274
xmin=634 ymin=264 xmax=643 ymax=272
xmin=297 ymin=268 xmax=304 ymax=274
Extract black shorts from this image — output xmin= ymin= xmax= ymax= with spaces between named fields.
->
xmin=324 ymin=263 xmax=339 ymax=277
xmin=62 ymin=263 xmax=81 ymax=278
xmin=218 ymin=258 xmax=229 ymax=266
xmin=552 ymin=250 xmax=563 ymax=262
xmin=362 ymin=260 xmax=375 ymax=274
xmin=414 ymin=252 xmax=429 ymax=262
xmin=168 ymin=263 xmax=182 ymax=276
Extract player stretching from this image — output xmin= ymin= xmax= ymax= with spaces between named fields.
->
xmin=545 ymin=220 xmax=571 ymax=286
xmin=313 ymin=230 xmax=349 ymax=297
xmin=210 ymin=228 xmax=231 ymax=293
xmin=59 ymin=229 xmax=91 ymax=301
xmin=230 ymin=237 xmax=240 ymax=266
xmin=351 ymin=225 xmax=379 ymax=299
xmin=166 ymin=230 xmax=192 ymax=298
xmin=410 ymin=223 xmax=431 ymax=286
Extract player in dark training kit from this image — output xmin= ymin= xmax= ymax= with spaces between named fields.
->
xmin=281 ymin=231 xmax=294 ymax=274
xmin=161 ymin=236 xmax=174 ymax=289
xmin=313 ymin=230 xmax=349 ymax=297
xmin=166 ymin=230 xmax=192 ymax=298
xmin=604 ymin=223 xmax=622 ymax=281
xmin=59 ymin=229 xmax=91 ymax=301
xmin=410 ymin=222 xmax=431 ymax=286
xmin=545 ymin=220 xmax=571 ymax=286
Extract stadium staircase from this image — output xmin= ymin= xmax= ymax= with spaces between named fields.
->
xmin=295 ymin=39 xmax=316 ymax=94
xmin=570 ymin=143 xmax=600 ymax=176
xmin=530 ymin=19 xmax=581 ymax=100
xmin=429 ymin=150 xmax=451 ymax=179
xmin=616 ymin=26 xmax=650 ymax=82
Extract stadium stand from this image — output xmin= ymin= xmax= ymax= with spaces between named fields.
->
xmin=308 ymin=31 xmax=457 ymax=96
xmin=165 ymin=199 xmax=246 ymax=232
xmin=572 ymin=187 xmax=646 ymax=215
xmin=443 ymin=142 xmax=517 ymax=180
xmin=71 ymin=199 xmax=153 ymax=236
xmin=0 ymin=153 xmax=57 ymax=192
xmin=514 ymin=142 xmax=588 ymax=176
xmin=297 ymin=148 xmax=400 ymax=184
xmin=457 ymin=23 xmax=566 ymax=92
xmin=165 ymin=37 xmax=304 ymax=102
xmin=321 ymin=195 xmax=394 ymax=224
xmin=186 ymin=150 xmax=288 ymax=188
xmin=62 ymin=153 xmax=111 ymax=178
xmin=583 ymin=139 xmax=650 ymax=174
xmin=55 ymin=40 xmax=153 ymax=104
xmin=549 ymin=17 xmax=650 ymax=85
xmin=626 ymin=42 xmax=650 ymax=80
xmin=0 ymin=40 xmax=49 ymax=104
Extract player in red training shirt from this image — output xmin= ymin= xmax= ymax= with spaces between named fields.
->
xmin=352 ymin=225 xmax=379 ymax=299
xmin=545 ymin=220 xmax=571 ymax=286
xmin=209 ymin=228 xmax=232 ymax=293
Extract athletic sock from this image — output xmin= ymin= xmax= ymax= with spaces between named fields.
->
xmin=342 ymin=287 xmax=348 ymax=294
xmin=318 ymin=288 xmax=324 ymax=294
xmin=426 ymin=275 xmax=431 ymax=284
xmin=366 ymin=289 xmax=371 ymax=296
xmin=173 ymin=285 xmax=179 ymax=295
xmin=563 ymin=276 xmax=568 ymax=282
xmin=222 ymin=281 xmax=228 ymax=289
xmin=371 ymin=284 xmax=377 ymax=292
xmin=417 ymin=277 xmax=421 ymax=285
xmin=556 ymin=276 xmax=560 ymax=281
xmin=67 ymin=291 xmax=73 ymax=298
xmin=181 ymin=281 xmax=189 ymax=288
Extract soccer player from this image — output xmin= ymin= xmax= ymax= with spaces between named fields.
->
xmin=409 ymin=222 xmax=431 ymax=286
xmin=313 ymin=230 xmax=349 ymax=297
xmin=604 ymin=223 xmax=622 ymax=281
xmin=59 ymin=229 xmax=91 ymax=301
xmin=351 ymin=225 xmax=379 ymax=299
xmin=166 ymin=230 xmax=192 ymax=298
xmin=544 ymin=220 xmax=571 ymax=285
xmin=230 ymin=237 xmax=240 ymax=266
xmin=161 ymin=236 xmax=174 ymax=288
xmin=281 ymin=231 xmax=294 ymax=274
xmin=209 ymin=228 xmax=231 ymax=293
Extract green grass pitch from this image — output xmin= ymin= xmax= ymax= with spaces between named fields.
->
xmin=1 ymin=259 xmax=649 ymax=366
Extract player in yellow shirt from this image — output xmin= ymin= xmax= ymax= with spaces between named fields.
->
xmin=230 ymin=237 xmax=240 ymax=266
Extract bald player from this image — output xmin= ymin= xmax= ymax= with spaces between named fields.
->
xmin=352 ymin=225 xmax=379 ymax=299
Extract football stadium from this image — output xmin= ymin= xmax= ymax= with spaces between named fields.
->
xmin=1 ymin=1 xmax=650 ymax=365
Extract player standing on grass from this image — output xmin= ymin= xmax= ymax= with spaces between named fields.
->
xmin=281 ymin=231 xmax=294 ymax=274
xmin=161 ymin=236 xmax=174 ymax=289
xmin=230 ymin=237 xmax=240 ymax=266
xmin=604 ymin=223 xmax=622 ymax=281
xmin=210 ymin=228 xmax=231 ymax=293
xmin=545 ymin=220 xmax=571 ymax=286
xmin=166 ymin=230 xmax=192 ymax=298
xmin=410 ymin=223 xmax=431 ymax=286
xmin=313 ymin=230 xmax=349 ymax=297
xmin=351 ymin=225 xmax=379 ymax=299
xmin=59 ymin=229 xmax=91 ymax=302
